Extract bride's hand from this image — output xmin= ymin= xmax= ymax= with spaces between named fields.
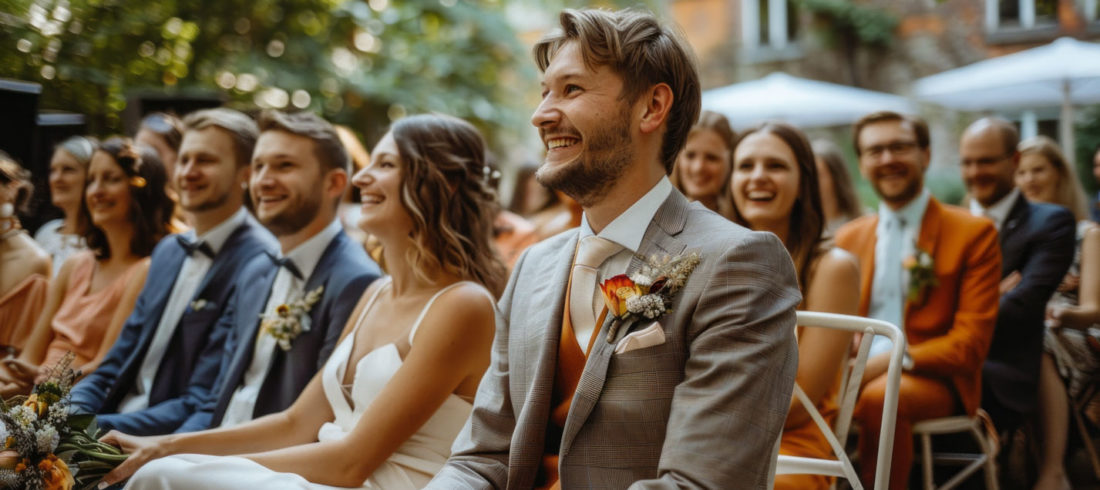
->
xmin=97 ymin=431 xmax=169 ymax=487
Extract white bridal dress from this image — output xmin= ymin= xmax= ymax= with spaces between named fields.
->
xmin=126 ymin=279 xmax=478 ymax=489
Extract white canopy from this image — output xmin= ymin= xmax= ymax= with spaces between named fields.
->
xmin=913 ymin=37 xmax=1100 ymax=157
xmin=701 ymin=72 xmax=914 ymax=130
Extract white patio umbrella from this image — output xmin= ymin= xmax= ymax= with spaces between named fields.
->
xmin=913 ymin=37 xmax=1100 ymax=159
xmin=701 ymin=72 xmax=914 ymax=130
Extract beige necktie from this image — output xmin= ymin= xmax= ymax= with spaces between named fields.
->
xmin=569 ymin=236 xmax=622 ymax=344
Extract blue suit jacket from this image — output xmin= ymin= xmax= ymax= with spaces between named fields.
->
xmin=177 ymin=230 xmax=379 ymax=432
xmin=982 ymin=195 xmax=1075 ymax=425
xmin=69 ymin=216 xmax=276 ymax=435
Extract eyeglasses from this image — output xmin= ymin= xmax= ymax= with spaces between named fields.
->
xmin=861 ymin=141 xmax=919 ymax=159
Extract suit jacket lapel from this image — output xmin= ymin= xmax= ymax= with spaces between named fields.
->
xmin=191 ymin=222 xmax=250 ymax=300
xmin=224 ymin=264 xmax=279 ymax=389
xmin=559 ymin=191 xmax=688 ymax=455
xmin=905 ymin=197 xmax=943 ymax=321
xmin=855 ymin=215 xmax=879 ymax=317
xmin=998 ymin=194 xmax=1030 ymax=274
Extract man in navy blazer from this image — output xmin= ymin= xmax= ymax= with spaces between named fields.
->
xmin=70 ymin=108 xmax=277 ymax=435
xmin=961 ymin=118 xmax=1075 ymax=433
xmin=176 ymin=110 xmax=379 ymax=432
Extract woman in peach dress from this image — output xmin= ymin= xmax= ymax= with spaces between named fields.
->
xmin=0 ymin=157 xmax=52 ymax=354
xmin=0 ymin=138 xmax=173 ymax=396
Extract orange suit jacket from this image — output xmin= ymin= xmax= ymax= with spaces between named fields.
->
xmin=835 ymin=197 xmax=1001 ymax=415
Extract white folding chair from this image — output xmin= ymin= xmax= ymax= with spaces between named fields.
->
xmin=912 ymin=410 xmax=999 ymax=490
xmin=775 ymin=311 xmax=906 ymax=490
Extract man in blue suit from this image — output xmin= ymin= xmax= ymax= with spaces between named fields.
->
xmin=961 ymin=117 xmax=1076 ymax=433
xmin=70 ymin=108 xmax=278 ymax=435
xmin=177 ymin=110 xmax=379 ymax=432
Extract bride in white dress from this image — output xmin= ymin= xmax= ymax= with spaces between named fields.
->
xmin=98 ymin=114 xmax=509 ymax=489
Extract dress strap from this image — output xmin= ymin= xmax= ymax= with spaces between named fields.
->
xmin=351 ymin=277 xmax=392 ymax=337
xmin=407 ymin=282 xmax=494 ymax=345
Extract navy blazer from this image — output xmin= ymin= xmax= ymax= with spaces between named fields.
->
xmin=69 ymin=215 xmax=276 ymax=435
xmin=178 ymin=230 xmax=379 ymax=432
xmin=982 ymin=195 xmax=1075 ymax=425
xmin=1092 ymin=197 xmax=1099 ymax=223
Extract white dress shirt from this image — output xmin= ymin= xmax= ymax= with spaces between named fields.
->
xmin=219 ymin=218 xmax=342 ymax=427
xmin=867 ymin=189 xmax=931 ymax=357
xmin=573 ymin=177 xmax=672 ymax=349
xmin=117 ymin=208 xmax=251 ymax=413
xmin=969 ymin=187 xmax=1020 ymax=231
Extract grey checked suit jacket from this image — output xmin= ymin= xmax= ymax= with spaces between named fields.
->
xmin=428 ymin=190 xmax=801 ymax=489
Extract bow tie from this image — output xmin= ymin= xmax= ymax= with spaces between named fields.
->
xmin=265 ymin=251 xmax=303 ymax=280
xmin=176 ymin=236 xmax=214 ymax=259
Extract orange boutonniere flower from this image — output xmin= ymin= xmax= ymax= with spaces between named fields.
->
xmin=600 ymin=252 xmax=700 ymax=343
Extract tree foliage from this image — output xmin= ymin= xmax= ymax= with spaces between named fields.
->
xmin=0 ymin=0 xmax=531 ymax=147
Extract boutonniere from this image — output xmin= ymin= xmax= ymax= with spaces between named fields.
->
xmin=903 ymin=243 xmax=937 ymax=304
xmin=189 ymin=299 xmax=208 ymax=312
xmin=260 ymin=285 xmax=324 ymax=351
xmin=601 ymin=252 xmax=701 ymax=342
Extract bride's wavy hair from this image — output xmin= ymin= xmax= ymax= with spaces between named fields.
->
xmin=391 ymin=114 xmax=508 ymax=298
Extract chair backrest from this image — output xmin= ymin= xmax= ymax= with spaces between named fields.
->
xmin=775 ymin=311 xmax=906 ymax=490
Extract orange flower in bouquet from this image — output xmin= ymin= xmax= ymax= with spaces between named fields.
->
xmin=38 ymin=454 xmax=74 ymax=490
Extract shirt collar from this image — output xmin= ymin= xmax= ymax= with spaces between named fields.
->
xmin=282 ymin=218 xmax=342 ymax=281
xmin=578 ymin=177 xmax=672 ymax=254
xmin=878 ymin=188 xmax=931 ymax=231
xmin=188 ymin=207 xmax=249 ymax=255
xmin=969 ymin=187 xmax=1020 ymax=230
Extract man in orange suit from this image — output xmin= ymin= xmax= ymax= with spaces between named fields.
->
xmin=836 ymin=111 xmax=1002 ymax=490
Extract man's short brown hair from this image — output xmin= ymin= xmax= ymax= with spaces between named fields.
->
xmin=256 ymin=110 xmax=350 ymax=174
xmin=852 ymin=111 xmax=930 ymax=156
xmin=183 ymin=108 xmax=259 ymax=168
xmin=533 ymin=8 xmax=701 ymax=174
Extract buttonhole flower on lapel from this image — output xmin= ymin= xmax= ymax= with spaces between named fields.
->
xmin=189 ymin=299 xmax=208 ymax=312
xmin=260 ymin=286 xmax=324 ymax=351
xmin=903 ymin=243 xmax=937 ymax=305
xmin=600 ymin=252 xmax=700 ymax=343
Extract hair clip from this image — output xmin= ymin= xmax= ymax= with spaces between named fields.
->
xmin=130 ymin=176 xmax=147 ymax=188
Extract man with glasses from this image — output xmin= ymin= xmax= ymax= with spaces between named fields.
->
xmin=960 ymin=117 xmax=1075 ymax=435
xmin=835 ymin=111 xmax=1002 ymax=489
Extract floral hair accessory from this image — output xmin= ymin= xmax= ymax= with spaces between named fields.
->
xmin=904 ymin=242 xmax=937 ymax=305
xmin=129 ymin=176 xmax=147 ymax=188
xmin=602 ymin=251 xmax=700 ymax=342
xmin=260 ymin=286 xmax=324 ymax=351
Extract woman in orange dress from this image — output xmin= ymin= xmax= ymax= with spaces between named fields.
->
xmin=728 ymin=123 xmax=860 ymax=490
xmin=0 ymin=156 xmax=52 ymax=354
xmin=0 ymin=138 xmax=173 ymax=396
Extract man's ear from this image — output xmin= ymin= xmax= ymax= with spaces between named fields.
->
xmin=639 ymin=83 xmax=674 ymax=136
xmin=326 ymin=169 xmax=348 ymax=200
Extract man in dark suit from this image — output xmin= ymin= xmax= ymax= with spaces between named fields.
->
xmin=176 ymin=110 xmax=379 ymax=432
xmin=961 ymin=117 xmax=1075 ymax=433
xmin=70 ymin=108 xmax=277 ymax=435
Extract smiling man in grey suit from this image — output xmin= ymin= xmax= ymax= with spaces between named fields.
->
xmin=428 ymin=8 xmax=801 ymax=489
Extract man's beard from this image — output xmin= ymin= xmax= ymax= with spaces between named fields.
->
xmin=182 ymin=186 xmax=232 ymax=213
xmin=261 ymin=192 xmax=322 ymax=237
xmin=536 ymin=107 xmax=633 ymax=208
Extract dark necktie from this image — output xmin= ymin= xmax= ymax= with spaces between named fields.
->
xmin=265 ymin=251 xmax=303 ymax=280
xmin=176 ymin=235 xmax=214 ymax=259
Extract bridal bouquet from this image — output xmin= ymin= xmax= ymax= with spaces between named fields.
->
xmin=0 ymin=353 xmax=127 ymax=489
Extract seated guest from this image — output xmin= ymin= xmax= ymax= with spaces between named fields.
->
xmin=0 ymin=139 xmax=173 ymax=396
xmin=812 ymin=139 xmax=863 ymax=236
xmin=99 ymin=113 xmax=506 ymax=489
xmin=960 ymin=118 xmax=1075 ymax=435
xmin=176 ymin=110 xmax=380 ymax=432
xmin=429 ymin=9 xmax=800 ymax=488
xmin=836 ymin=111 xmax=1001 ymax=490
xmin=670 ymin=110 xmax=736 ymax=220
xmin=0 ymin=156 xmax=51 ymax=354
xmin=136 ymin=112 xmax=189 ymax=231
xmin=68 ymin=109 xmax=277 ymax=436
xmin=729 ymin=123 xmax=859 ymax=490
xmin=35 ymin=136 xmax=96 ymax=272
xmin=1014 ymin=136 xmax=1100 ymax=490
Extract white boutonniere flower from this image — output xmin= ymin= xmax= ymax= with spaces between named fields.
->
xmin=260 ymin=286 xmax=324 ymax=351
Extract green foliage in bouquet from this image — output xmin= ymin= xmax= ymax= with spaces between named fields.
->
xmin=0 ymin=353 xmax=126 ymax=490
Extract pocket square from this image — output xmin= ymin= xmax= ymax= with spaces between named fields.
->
xmin=614 ymin=321 xmax=666 ymax=354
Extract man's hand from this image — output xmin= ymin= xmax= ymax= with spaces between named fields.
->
xmin=999 ymin=271 xmax=1022 ymax=295
xmin=97 ymin=431 xmax=170 ymax=487
xmin=1058 ymin=273 xmax=1080 ymax=293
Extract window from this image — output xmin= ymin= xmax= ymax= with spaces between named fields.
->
xmin=742 ymin=0 xmax=799 ymax=50
xmin=986 ymin=0 xmax=1058 ymax=31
